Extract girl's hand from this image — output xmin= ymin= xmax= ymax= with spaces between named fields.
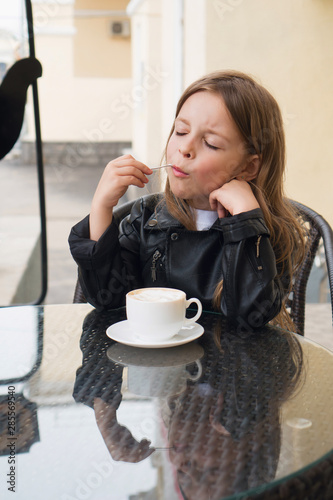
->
xmin=105 ymin=424 xmax=155 ymax=463
xmin=209 ymin=179 xmax=260 ymax=218
xmin=92 ymin=154 xmax=152 ymax=211
xmin=89 ymin=155 xmax=152 ymax=240
xmin=94 ymin=397 xmax=155 ymax=463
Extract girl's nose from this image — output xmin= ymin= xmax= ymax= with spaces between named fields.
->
xmin=179 ymin=148 xmax=191 ymax=158
xmin=179 ymin=141 xmax=194 ymax=158
xmin=179 ymin=135 xmax=195 ymax=158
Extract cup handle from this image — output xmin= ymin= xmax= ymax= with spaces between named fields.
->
xmin=188 ymin=360 xmax=203 ymax=382
xmin=184 ymin=298 xmax=202 ymax=326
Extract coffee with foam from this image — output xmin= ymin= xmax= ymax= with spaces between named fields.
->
xmin=129 ymin=288 xmax=183 ymax=303
xmin=126 ymin=287 xmax=202 ymax=341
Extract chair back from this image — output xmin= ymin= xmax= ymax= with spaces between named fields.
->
xmin=288 ymin=201 xmax=333 ymax=335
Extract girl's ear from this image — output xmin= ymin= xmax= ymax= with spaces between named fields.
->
xmin=238 ymin=155 xmax=260 ymax=181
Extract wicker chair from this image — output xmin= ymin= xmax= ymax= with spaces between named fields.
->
xmin=73 ymin=197 xmax=333 ymax=336
xmin=288 ymin=201 xmax=333 ymax=335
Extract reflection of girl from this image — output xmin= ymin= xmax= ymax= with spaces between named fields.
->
xmin=73 ymin=309 xmax=303 ymax=499
xmin=73 ymin=308 xmax=155 ymax=463
xmin=164 ymin=320 xmax=304 ymax=500
xmin=69 ymin=71 xmax=306 ymax=330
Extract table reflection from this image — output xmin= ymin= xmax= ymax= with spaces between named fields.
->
xmin=73 ymin=308 xmax=303 ymax=499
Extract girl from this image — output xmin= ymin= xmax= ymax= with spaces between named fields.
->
xmin=69 ymin=70 xmax=306 ymax=330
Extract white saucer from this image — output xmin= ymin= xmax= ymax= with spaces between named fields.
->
xmin=106 ymin=320 xmax=204 ymax=348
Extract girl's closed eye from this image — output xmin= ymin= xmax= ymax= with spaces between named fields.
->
xmin=175 ymin=130 xmax=187 ymax=136
xmin=204 ymin=139 xmax=219 ymax=150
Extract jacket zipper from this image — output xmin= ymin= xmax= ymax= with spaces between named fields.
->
xmin=151 ymin=250 xmax=161 ymax=281
xmin=256 ymin=235 xmax=262 ymax=257
xmin=256 ymin=235 xmax=263 ymax=270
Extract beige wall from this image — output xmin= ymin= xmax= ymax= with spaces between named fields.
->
xmin=127 ymin=0 xmax=169 ymax=165
xmin=183 ymin=0 xmax=206 ymax=85
xmin=77 ymin=0 xmax=127 ymax=8
xmin=127 ymin=0 xmax=185 ymax=166
xmin=74 ymin=0 xmax=131 ymax=77
xmin=29 ymin=0 xmax=132 ymax=144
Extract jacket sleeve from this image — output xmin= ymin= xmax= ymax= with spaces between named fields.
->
xmin=68 ymin=210 xmax=143 ymax=310
xmin=217 ymin=209 xmax=289 ymax=331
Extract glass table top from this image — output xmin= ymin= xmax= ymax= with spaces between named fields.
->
xmin=0 ymin=303 xmax=332 ymax=499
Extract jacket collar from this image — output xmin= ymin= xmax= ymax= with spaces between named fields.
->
xmin=143 ymin=198 xmax=184 ymax=230
xmin=143 ymin=197 xmax=222 ymax=231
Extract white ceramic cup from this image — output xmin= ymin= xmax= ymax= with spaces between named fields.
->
xmin=126 ymin=287 xmax=202 ymax=341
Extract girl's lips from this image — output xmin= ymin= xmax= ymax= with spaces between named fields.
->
xmin=172 ymin=166 xmax=189 ymax=178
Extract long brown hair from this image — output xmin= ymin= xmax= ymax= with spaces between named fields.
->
xmin=163 ymin=70 xmax=307 ymax=329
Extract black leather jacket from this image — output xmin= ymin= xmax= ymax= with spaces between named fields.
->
xmin=69 ymin=195 xmax=288 ymax=331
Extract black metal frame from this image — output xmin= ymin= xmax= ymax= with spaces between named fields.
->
xmin=25 ymin=0 xmax=48 ymax=304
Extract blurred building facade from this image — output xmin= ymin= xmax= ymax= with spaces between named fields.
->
xmin=24 ymin=0 xmax=132 ymax=168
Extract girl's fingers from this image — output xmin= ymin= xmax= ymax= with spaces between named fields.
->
xmin=93 ymin=155 xmax=153 ymax=210
xmin=210 ymin=192 xmax=227 ymax=218
xmin=116 ymin=166 xmax=150 ymax=184
xmin=112 ymin=155 xmax=152 ymax=176
xmin=214 ymin=200 xmax=226 ymax=218
xmin=217 ymin=203 xmax=227 ymax=219
xmin=210 ymin=180 xmax=259 ymax=217
xmin=104 ymin=157 xmax=152 ymax=187
xmin=120 ymin=175 xmax=147 ymax=188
